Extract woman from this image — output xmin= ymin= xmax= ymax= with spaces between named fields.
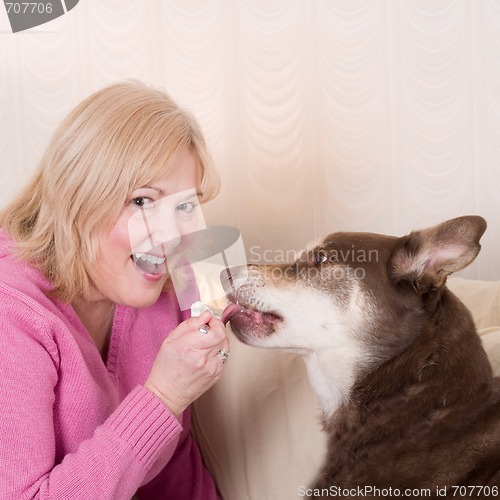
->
xmin=0 ymin=81 xmax=229 ymax=499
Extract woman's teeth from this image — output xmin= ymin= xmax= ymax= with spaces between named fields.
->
xmin=134 ymin=253 xmax=166 ymax=265
xmin=132 ymin=252 xmax=167 ymax=275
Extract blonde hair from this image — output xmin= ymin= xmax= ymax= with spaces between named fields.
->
xmin=0 ymin=81 xmax=220 ymax=302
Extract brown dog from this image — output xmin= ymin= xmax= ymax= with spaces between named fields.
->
xmin=221 ymin=216 xmax=499 ymax=498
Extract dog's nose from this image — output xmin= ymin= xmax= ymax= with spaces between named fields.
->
xmin=220 ymin=267 xmax=235 ymax=291
xmin=220 ymin=265 xmax=248 ymax=291
xmin=220 ymin=268 xmax=231 ymax=291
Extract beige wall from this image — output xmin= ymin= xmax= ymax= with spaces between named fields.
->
xmin=1 ymin=0 xmax=499 ymax=279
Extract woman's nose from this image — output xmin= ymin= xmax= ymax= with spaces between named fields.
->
xmin=148 ymin=207 xmax=182 ymax=251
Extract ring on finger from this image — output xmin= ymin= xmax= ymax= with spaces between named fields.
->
xmin=199 ymin=324 xmax=210 ymax=334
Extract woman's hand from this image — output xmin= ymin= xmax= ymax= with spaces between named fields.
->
xmin=144 ymin=310 xmax=229 ymax=416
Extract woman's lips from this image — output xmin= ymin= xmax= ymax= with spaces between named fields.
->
xmin=130 ymin=254 xmax=167 ymax=281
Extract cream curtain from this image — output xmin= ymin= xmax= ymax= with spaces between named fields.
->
xmin=1 ymin=0 xmax=499 ymax=279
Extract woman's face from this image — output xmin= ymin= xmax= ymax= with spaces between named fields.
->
xmin=92 ymin=147 xmax=203 ymax=308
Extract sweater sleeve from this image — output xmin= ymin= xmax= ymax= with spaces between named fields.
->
xmin=135 ymin=407 xmax=221 ymax=500
xmin=0 ymin=306 xmax=182 ymax=499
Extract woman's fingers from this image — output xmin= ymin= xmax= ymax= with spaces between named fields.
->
xmin=144 ymin=311 xmax=230 ymax=415
xmin=166 ymin=310 xmax=214 ymax=340
xmin=167 ymin=311 xmax=229 ymax=352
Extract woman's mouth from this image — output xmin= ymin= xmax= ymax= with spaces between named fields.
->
xmin=131 ymin=252 xmax=167 ymax=276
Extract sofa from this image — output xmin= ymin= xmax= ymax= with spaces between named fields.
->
xmin=192 ymin=277 xmax=500 ymax=500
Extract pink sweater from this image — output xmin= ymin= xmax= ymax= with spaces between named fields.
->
xmin=0 ymin=231 xmax=220 ymax=499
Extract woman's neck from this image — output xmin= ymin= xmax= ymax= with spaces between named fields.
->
xmin=71 ymin=298 xmax=116 ymax=358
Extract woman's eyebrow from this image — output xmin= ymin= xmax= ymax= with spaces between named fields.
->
xmin=141 ymin=186 xmax=204 ymax=199
xmin=142 ymin=185 xmax=164 ymax=195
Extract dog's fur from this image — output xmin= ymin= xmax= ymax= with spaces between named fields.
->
xmin=221 ymin=216 xmax=500 ymax=496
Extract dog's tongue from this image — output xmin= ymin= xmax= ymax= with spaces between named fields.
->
xmin=221 ymin=303 xmax=242 ymax=325
xmin=221 ymin=303 xmax=268 ymax=326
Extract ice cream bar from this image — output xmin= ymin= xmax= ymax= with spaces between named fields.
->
xmin=190 ymin=301 xmax=213 ymax=318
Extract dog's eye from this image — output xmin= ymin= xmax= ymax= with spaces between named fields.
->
xmin=312 ymin=251 xmax=328 ymax=265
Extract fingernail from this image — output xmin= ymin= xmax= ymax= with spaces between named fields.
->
xmin=199 ymin=324 xmax=210 ymax=334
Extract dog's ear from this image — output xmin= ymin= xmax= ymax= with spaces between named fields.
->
xmin=390 ymin=216 xmax=487 ymax=289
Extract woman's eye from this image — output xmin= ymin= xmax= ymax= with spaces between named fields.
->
xmin=131 ymin=197 xmax=152 ymax=208
xmin=177 ymin=201 xmax=197 ymax=213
